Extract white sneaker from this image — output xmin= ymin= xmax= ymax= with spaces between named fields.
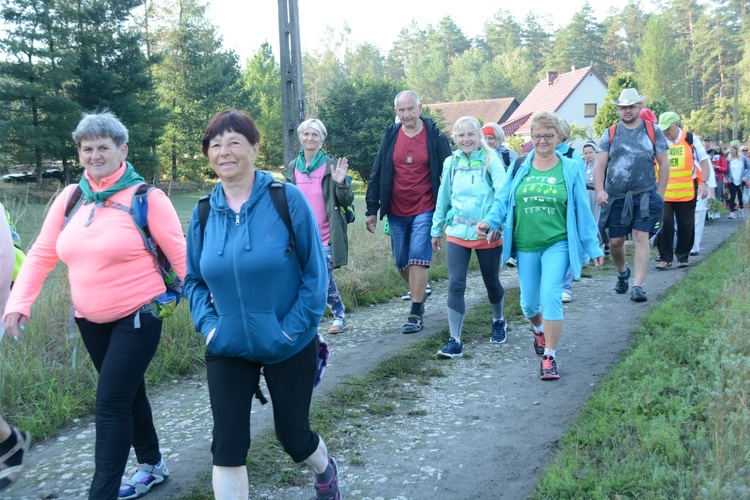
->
xmin=328 ymin=317 xmax=346 ymax=334
xmin=728 ymin=212 xmax=736 ymax=219
xmin=400 ymin=283 xmax=432 ymax=301
xmin=561 ymin=291 xmax=572 ymax=303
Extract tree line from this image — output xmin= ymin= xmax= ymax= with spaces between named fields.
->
xmin=1 ymin=0 xmax=748 ymax=186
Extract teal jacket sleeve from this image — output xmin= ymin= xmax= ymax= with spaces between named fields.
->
xmin=183 ymin=205 xmax=218 ymax=338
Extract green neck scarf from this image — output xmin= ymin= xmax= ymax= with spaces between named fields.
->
xmin=78 ymin=162 xmax=145 ymax=204
xmin=295 ymin=149 xmax=328 ymax=176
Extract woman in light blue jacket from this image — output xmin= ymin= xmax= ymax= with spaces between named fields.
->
xmin=477 ymin=111 xmax=604 ymax=380
xmin=431 ymin=116 xmax=508 ymax=359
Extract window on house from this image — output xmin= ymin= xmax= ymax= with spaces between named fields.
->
xmin=584 ymin=103 xmax=597 ymax=117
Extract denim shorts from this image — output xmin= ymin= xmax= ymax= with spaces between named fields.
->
xmin=387 ymin=210 xmax=434 ymax=271
xmin=607 ymin=191 xmax=664 ymax=238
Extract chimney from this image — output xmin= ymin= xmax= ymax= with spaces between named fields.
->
xmin=547 ymin=71 xmax=558 ymax=85
xmin=571 ymin=65 xmax=580 ymax=72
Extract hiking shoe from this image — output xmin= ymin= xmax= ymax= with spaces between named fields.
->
xmin=540 ymin=355 xmax=560 ymax=380
xmin=506 ymin=257 xmax=517 ymax=268
xmin=630 ymin=286 xmax=647 ymax=302
xmin=437 ymin=338 xmax=463 ymax=359
xmin=328 ymin=316 xmax=346 ymax=334
xmin=401 ymin=283 xmax=432 ymax=301
xmin=119 ymin=460 xmax=169 ymax=499
xmin=655 ymin=260 xmax=672 ymax=270
xmin=561 ymin=290 xmax=572 ymax=303
xmin=314 ymin=457 xmax=341 ymax=500
xmin=614 ymin=267 xmax=631 ymax=294
xmin=0 ymin=428 xmax=30 ymax=492
xmin=533 ymin=329 xmax=545 ymax=357
xmin=490 ymin=319 xmax=507 ymax=344
xmin=402 ymin=314 xmax=424 ymax=334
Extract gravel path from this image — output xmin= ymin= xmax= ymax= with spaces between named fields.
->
xmin=3 ymin=216 xmax=742 ymax=499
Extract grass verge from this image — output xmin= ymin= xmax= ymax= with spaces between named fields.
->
xmin=531 ymin=224 xmax=750 ymax=498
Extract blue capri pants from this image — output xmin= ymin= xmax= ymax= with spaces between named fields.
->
xmin=516 ymin=240 xmax=569 ymax=321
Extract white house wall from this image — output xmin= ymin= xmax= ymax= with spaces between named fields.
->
xmin=557 ymin=72 xmax=607 ymax=149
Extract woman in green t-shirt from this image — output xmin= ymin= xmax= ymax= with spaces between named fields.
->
xmin=477 ymin=111 xmax=604 ymax=380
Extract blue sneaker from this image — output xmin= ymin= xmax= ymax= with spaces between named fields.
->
xmin=437 ymin=338 xmax=463 ymax=359
xmin=490 ymin=319 xmax=507 ymax=344
xmin=313 ymin=457 xmax=340 ymax=500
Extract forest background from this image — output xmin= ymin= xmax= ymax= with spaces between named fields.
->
xmin=0 ymin=0 xmax=748 ymax=186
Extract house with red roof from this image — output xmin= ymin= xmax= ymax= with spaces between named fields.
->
xmin=424 ymin=98 xmax=519 ymax=136
xmin=501 ymin=65 xmax=607 ymax=146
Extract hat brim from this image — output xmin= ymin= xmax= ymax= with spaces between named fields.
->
xmin=612 ymin=96 xmax=648 ymax=106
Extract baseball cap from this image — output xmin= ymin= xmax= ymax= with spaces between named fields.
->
xmin=657 ymin=112 xmax=680 ymax=131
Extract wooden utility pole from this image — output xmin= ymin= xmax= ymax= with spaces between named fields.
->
xmin=278 ymin=0 xmax=304 ymax=166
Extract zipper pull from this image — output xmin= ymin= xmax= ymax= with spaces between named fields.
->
xmin=235 ymin=213 xmax=240 ymax=226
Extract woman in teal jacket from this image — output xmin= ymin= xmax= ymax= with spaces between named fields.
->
xmin=431 ymin=116 xmax=508 ymax=359
xmin=183 ymin=109 xmax=340 ymax=500
xmin=477 ymin=111 xmax=604 ymax=380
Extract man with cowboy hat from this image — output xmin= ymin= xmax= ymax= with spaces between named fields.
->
xmin=593 ymin=88 xmax=670 ymax=302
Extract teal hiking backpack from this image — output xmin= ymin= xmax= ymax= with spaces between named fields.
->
xmin=63 ymin=183 xmax=183 ymax=318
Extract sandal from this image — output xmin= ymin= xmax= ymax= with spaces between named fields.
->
xmin=119 ymin=461 xmax=169 ymax=499
xmin=0 ymin=428 xmax=31 ymax=492
xmin=402 ymin=314 xmax=423 ymax=334
xmin=655 ymin=261 xmax=672 ymax=270
xmin=678 ymin=262 xmax=689 ymax=268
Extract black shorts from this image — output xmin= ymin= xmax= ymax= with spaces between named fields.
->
xmin=607 ymin=191 xmax=664 ymax=238
xmin=205 ymin=336 xmax=320 ymax=465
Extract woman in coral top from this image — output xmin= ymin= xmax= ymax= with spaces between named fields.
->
xmin=3 ymin=111 xmax=186 ymax=500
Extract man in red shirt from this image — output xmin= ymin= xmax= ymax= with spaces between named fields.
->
xmin=366 ymin=91 xmax=451 ymax=333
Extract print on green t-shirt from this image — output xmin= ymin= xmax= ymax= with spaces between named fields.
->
xmin=514 ymin=162 xmax=568 ymax=252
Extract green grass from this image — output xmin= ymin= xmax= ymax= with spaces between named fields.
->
xmin=531 ymin=225 xmax=750 ymax=498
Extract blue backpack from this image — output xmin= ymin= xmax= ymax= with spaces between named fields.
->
xmin=64 ymin=183 xmax=182 ymax=318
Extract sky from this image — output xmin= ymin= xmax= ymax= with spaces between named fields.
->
xmin=207 ymin=0 xmax=655 ymax=65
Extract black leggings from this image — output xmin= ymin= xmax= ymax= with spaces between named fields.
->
xmin=206 ymin=336 xmax=320 ymax=466
xmin=727 ymin=183 xmax=744 ymax=212
xmin=76 ymin=310 xmax=163 ymax=499
xmin=446 ymin=242 xmax=504 ymax=314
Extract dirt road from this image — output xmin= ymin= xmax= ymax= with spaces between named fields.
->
xmin=4 ymin=216 xmax=741 ymax=499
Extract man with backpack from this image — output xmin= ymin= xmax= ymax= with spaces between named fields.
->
xmin=594 ymin=88 xmax=670 ymax=303
xmin=654 ymin=111 xmax=710 ymax=270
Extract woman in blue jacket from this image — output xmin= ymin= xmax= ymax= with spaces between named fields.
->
xmin=183 ymin=109 xmax=340 ymax=500
xmin=477 ymin=111 xmax=604 ymax=380
xmin=431 ymin=116 xmax=508 ymax=359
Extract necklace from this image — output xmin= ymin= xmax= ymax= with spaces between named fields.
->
xmin=533 ymin=154 xmax=558 ymax=170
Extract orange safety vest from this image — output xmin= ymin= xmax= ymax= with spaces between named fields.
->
xmin=663 ymin=132 xmax=700 ymax=202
